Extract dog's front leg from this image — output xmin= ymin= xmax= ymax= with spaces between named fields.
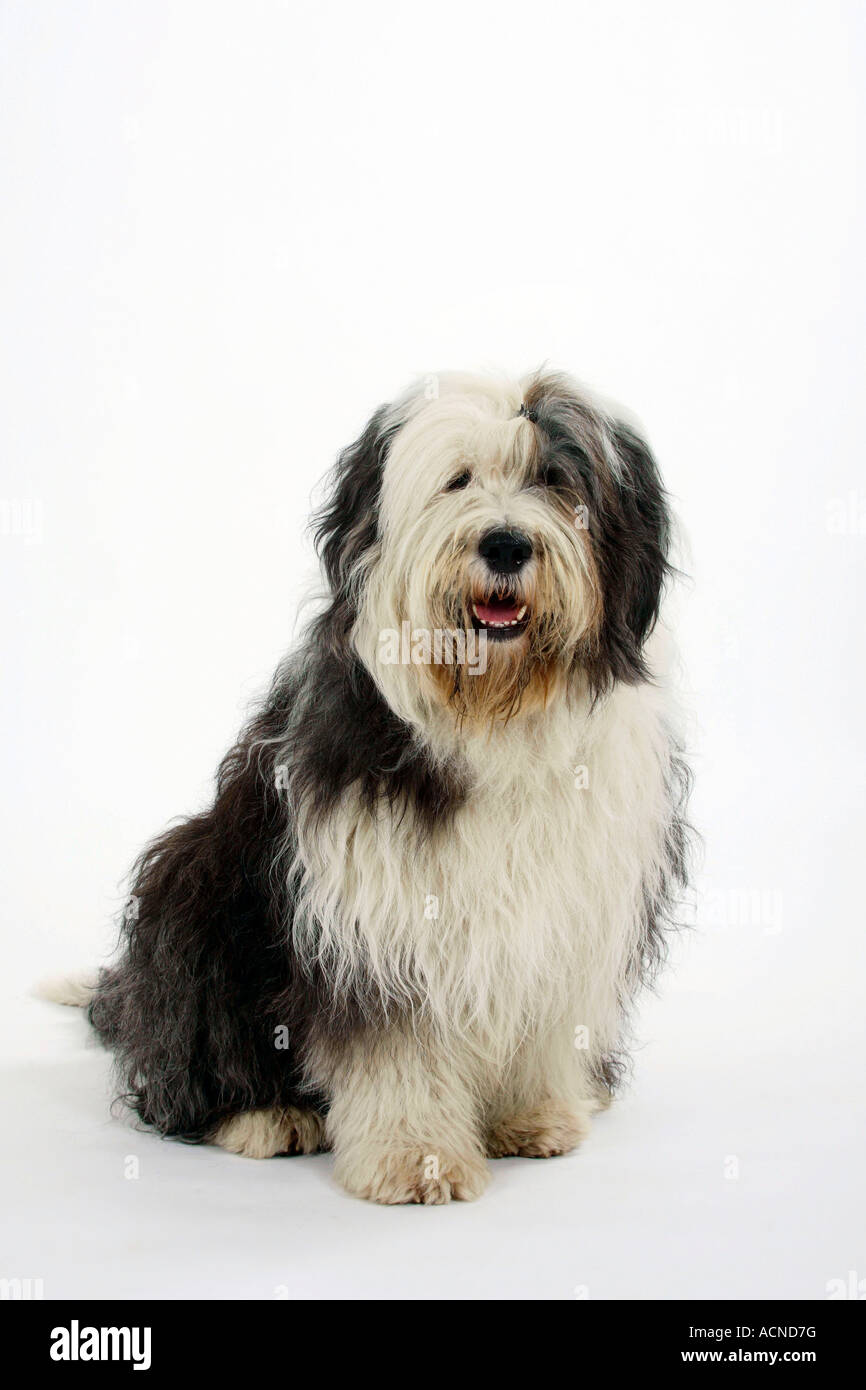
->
xmin=315 ymin=1027 xmax=490 ymax=1205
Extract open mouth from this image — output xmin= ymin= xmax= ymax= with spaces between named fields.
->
xmin=471 ymin=592 xmax=530 ymax=640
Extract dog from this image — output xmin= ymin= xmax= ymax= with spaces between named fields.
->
xmin=44 ymin=370 xmax=690 ymax=1204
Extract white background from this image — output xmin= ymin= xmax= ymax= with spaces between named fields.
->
xmin=1 ymin=0 xmax=864 ymax=1300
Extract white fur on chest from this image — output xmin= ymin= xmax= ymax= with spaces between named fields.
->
xmin=293 ymin=678 xmax=676 ymax=1070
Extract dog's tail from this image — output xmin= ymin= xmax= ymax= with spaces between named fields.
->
xmin=34 ymin=971 xmax=98 ymax=1009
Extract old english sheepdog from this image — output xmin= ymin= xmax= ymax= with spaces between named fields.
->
xmin=45 ymin=370 xmax=691 ymax=1204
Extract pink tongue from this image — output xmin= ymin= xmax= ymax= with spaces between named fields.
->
xmin=475 ymin=599 xmax=522 ymax=624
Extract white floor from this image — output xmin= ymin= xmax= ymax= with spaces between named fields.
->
xmin=4 ymin=886 xmax=863 ymax=1301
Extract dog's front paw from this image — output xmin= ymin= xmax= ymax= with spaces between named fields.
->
xmin=212 ymin=1106 xmax=326 ymax=1159
xmin=337 ymin=1145 xmax=490 ymax=1205
xmin=487 ymin=1102 xmax=590 ymax=1158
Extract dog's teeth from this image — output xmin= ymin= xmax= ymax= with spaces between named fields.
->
xmin=471 ymin=601 xmax=527 ymax=629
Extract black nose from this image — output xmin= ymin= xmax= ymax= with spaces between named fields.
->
xmin=478 ymin=528 xmax=533 ymax=574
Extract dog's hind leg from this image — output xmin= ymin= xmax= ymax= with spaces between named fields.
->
xmin=212 ymin=1106 xmax=327 ymax=1159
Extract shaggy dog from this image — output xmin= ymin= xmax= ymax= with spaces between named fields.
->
xmin=47 ymin=370 xmax=690 ymax=1204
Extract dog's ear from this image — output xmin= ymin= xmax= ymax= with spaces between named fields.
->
xmin=593 ymin=422 xmax=672 ymax=682
xmin=314 ymin=405 xmax=399 ymax=594
xmin=521 ymin=373 xmax=673 ymax=688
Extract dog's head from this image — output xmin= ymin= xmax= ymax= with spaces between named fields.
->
xmin=315 ymin=371 xmax=672 ymax=724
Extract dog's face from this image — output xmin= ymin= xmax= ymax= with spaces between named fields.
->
xmin=315 ymin=372 xmax=672 ymax=725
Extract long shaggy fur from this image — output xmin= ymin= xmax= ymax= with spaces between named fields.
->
xmin=81 ymin=368 xmax=691 ymax=1202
